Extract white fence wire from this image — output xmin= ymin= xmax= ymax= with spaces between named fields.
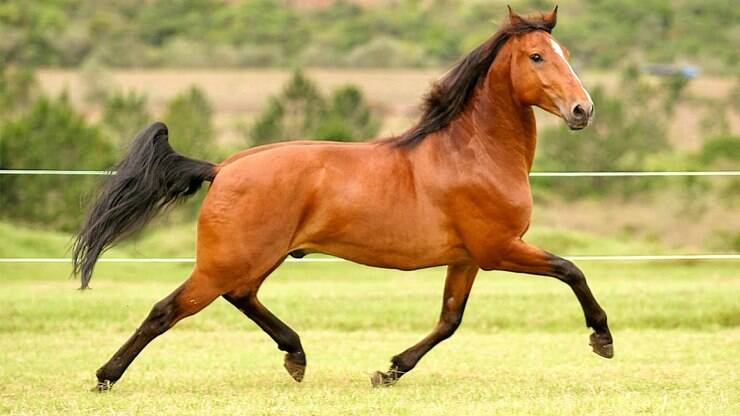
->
xmin=1 ymin=169 xmax=739 ymax=177
xmin=1 ymin=169 xmax=738 ymax=263
xmin=1 ymin=255 xmax=739 ymax=264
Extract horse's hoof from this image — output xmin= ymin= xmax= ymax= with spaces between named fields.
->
xmin=91 ymin=380 xmax=113 ymax=392
xmin=589 ymin=332 xmax=614 ymax=359
xmin=284 ymin=353 xmax=306 ymax=382
xmin=370 ymin=371 xmax=398 ymax=388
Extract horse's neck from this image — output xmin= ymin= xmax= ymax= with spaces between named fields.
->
xmin=438 ymin=51 xmax=538 ymax=175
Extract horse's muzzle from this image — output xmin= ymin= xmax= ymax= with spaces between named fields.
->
xmin=565 ymin=102 xmax=593 ymax=130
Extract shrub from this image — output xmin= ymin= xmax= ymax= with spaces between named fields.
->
xmin=533 ymin=84 xmax=669 ymax=198
xmin=344 ymin=36 xmax=427 ymax=67
xmin=0 ymin=63 xmax=36 ymax=119
xmin=102 ymin=90 xmax=151 ymax=148
xmin=698 ymin=134 xmax=740 ymax=168
xmin=0 ymin=0 xmax=737 ymax=73
xmin=0 ymin=94 xmax=115 ymax=231
xmin=250 ymin=70 xmax=380 ymax=145
xmin=79 ymin=59 xmax=114 ymax=105
xmin=696 ymin=134 xmax=740 ymax=204
xmin=318 ymin=85 xmax=380 ymax=140
xmin=250 ymin=98 xmax=287 ymax=145
xmin=162 ymin=86 xmax=217 ymax=160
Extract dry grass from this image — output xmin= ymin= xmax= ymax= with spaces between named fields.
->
xmin=532 ymin=190 xmax=740 ymax=251
xmin=36 ymin=68 xmax=739 ymax=149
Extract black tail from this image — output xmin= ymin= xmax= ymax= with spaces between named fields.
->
xmin=72 ymin=122 xmax=216 ymax=289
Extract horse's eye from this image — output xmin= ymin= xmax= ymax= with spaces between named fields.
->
xmin=529 ymin=53 xmax=542 ymax=63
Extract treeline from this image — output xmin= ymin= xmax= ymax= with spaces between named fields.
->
xmin=0 ymin=65 xmax=214 ymax=230
xmin=0 ymin=64 xmax=379 ymax=231
xmin=533 ymin=67 xmax=739 ymax=199
xmin=1 ymin=0 xmax=737 ymax=73
xmin=2 ymin=61 xmax=737 ymax=235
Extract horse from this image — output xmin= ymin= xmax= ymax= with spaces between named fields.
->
xmin=73 ymin=6 xmax=612 ymax=391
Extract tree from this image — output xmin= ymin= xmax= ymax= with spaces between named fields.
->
xmin=250 ymin=70 xmax=380 ymax=145
xmin=534 ymin=84 xmax=669 ymax=197
xmin=315 ymin=85 xmax=380 ymax=140
xmin=162 ymin=86 xmax=216 ymax=160
xmin=250 ymin=70 xmax=325 ymax=145
xmin=0 ymin=94 xmax=115 ymax=231
xmin=0 ymin=62 xmax=36 ymax=120
xmin=102 ymin=90 xmax=151 ymax=148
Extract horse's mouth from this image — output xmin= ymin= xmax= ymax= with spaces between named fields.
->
xmin=568 ymin=122 xmax=588 ymax=131
xmin=566 ymin=118 xmax=591 ymax=131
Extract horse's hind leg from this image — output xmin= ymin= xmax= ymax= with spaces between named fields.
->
xmin=93 ymin=269 xmax=221 ymax=391
xmin=372 ymin=263 xmax=478 ymax=387
xmin=223 ymin=275 xmax=306 ymax=382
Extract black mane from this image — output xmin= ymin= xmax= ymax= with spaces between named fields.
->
xmin=390 ymin=13 xmax=556 ymax=147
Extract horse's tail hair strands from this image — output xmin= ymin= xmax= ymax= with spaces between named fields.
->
xmin=72 ymin=122 xmax=216 ymax=289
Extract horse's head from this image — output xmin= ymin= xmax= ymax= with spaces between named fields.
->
xmin=507 ymin=6 xmax=593 ymax=130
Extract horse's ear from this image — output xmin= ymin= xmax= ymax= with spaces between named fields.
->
xmin=507 ymin=5 xmax=526 ymax=25
xmin=543 ymin=5 xmax=558 ymax=31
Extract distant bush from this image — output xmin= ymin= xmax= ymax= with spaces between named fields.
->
xmin=344 ymin=37 xmax=427 ymax=67
xmin=696 ymin=134 xmax=740 ymax=204
xmin=316 ymin=86 xmax=381 ymax=140
xmin=0 ymin=94 xmax=115 ymax=231
xmin=697 ymin=134 xmax=740 ymax=168
xmin=48 ymin=25 xmax=92 ymax=66
xmin=533 ymin=82 xmax=669 ymax=198
xmin=0 ymin=63 xmax=36 ymax=119
xmin=1 ymin=1 xmax=736 ymax=73
xmin=162 ymin=86 xmax=217 ymax=160
xmin=102 ymin=90 xmax=151 ymax=148
xmin=156 ymin=38 xmax=287 ymax=67
xmin=0 ymin=66 xmax=225 ymax=230
xmin=79 ymin=59 xmax=114 ymax=105
xmin=250 ymin=70 xmax=380 ymax=145
xmin=251 ymin=70 xmax=326 ymax=145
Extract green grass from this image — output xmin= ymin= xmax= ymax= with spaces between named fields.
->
xmin=1 ymin=223 xmax=739 ymax=414
xmin=0 ymin=218 xmax=675 ymax=259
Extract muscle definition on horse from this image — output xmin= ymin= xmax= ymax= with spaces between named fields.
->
xmin=74 ymin=6 xmax=612 ymax=391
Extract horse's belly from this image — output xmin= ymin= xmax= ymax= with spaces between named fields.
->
xmin=304 ymin=237 xmax=469 ymax=270
xmin=295 ymin=206 xmax=469 ymax=269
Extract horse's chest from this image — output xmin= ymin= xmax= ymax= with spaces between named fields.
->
xmin=454 ymin=181 xmax=533 ymax=237
xmin=485 ymin=192 xmax=532 ymax=232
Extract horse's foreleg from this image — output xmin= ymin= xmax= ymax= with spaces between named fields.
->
xmin=371 ymin=263 xmax=478 ymax=387
xmin=223 ymin=290 xmax=306 ymax=382
xmin=93 ymin=270 xmax=221 ymax=391
xmin=495 ymin=239 xmax=613 ymax=358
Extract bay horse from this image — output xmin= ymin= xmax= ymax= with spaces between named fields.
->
xmin=74 ymin=6 xmax=613 ymax=391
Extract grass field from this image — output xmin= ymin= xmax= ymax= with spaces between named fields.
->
xmin=1 ymin=220 xmax=739 ymax=414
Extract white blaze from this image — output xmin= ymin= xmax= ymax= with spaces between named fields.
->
xmin=550 ymin=38 xmax=592 ymax=105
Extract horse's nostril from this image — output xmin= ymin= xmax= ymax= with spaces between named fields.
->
xmin=573 ymin=104 xmax=586 ymax=120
